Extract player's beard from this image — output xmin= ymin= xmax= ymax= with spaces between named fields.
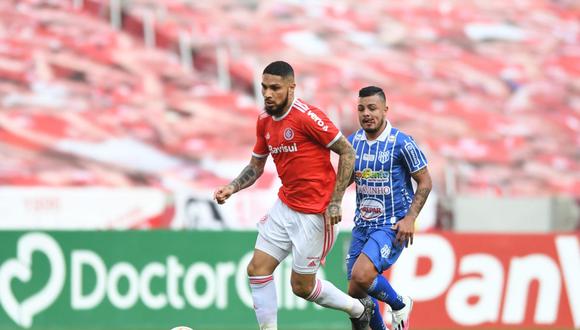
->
xmin=363 ymin=117 xmax=385 ymax=135
xmin=265 ymin=91 xmax=290 ymax=117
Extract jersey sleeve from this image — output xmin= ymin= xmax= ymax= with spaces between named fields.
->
xmin=399 ymin=134 xmax=428 ymax=173
xmin=252 ymin=116 xmax=269 ymax=158
xmin=301 ymin=107 xmax=342 ymax=148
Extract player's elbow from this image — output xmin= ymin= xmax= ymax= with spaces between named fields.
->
xmin=254 ymin=166 xmax=264 ymax=179
xmin=332 ymin=137 xmax=355 ymax=156
xmin=419 ymin=173 xmax=433 ymax=193
xmin=248 ymin=163 xmax=265 ymax=180
xmin=343 ymin=144 xmax=355 ymax=157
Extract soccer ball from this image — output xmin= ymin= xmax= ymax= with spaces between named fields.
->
xmin=170 ymin=327 xmax=193 ymax=330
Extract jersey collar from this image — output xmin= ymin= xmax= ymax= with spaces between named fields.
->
xmin=272 ymin=98 xmax=296 ymax=121
xmin=361 ymin=120 xmax=392 ymax=142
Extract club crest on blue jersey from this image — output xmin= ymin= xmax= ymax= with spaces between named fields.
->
xmin=378 ymin=151 xmax=390 ymax=164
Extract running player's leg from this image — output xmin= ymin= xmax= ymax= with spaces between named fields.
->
xmin=350 ymin=228 xmax=408 ymax=312
xmin=346 ymin=226 xmax=367 ymax=298
xmin=247 ymin=248 xmax=281 ymax=330
xmin=248 ymin=200 xmax=291 ymax=330
xmin=291 ymin=271 xmax=371 ymax=318
xmin=286 ymin=208 xmax=373 ymax=328
xmin=347 ymin=227 xmax=387 ymax=330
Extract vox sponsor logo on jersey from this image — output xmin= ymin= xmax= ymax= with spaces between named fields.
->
xmin=306 ymin=110 xmax=329 ymax=131
xmin=293 ymin=99 xmax=329 ymax=131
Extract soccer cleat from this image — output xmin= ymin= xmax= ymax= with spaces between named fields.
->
xmin=350 ymin=296 xmax=375 ymax=330
xmin=391 ymin=296 xmax=413 ymax=330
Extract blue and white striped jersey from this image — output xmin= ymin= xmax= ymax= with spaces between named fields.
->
xmin=348 ymin=122 xmax=428 ymax=228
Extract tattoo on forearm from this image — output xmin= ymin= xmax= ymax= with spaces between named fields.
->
xmin=231 ymin=165 xmax=258 ymax=192
xmin=408 ymin=187 xmax=430 ymax=219
xmin=331 ymin=139 xmax=355 ymax=202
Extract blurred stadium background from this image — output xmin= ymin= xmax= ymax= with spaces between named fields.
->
xmin=0 ymin=0 xmax=578 ymax=329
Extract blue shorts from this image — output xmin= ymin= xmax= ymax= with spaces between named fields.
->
xmin=346 ymin=226 xmax=404 ymax=280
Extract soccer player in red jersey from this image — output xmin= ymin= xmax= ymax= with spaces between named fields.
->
xmin=214 ymin=61 xmax=374 ymax=330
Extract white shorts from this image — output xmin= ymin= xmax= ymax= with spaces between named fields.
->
xmin=255 ymin=199 xmax=339 ymax=274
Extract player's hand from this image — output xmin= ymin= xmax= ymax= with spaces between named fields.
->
xmin=325 ymin=201 xmax=342 ymax=226
xmin=213 ymin=184 xmax=235 ymax=204
xmin=392 ymin=216 xmax=415 ymax=248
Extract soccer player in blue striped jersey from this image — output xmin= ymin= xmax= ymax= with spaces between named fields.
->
xmin=346 ymin=86 xmax=432 ymax=330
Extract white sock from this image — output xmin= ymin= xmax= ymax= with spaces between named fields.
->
xmin=306 ymin=279 xmax=364 ymax=318
xmin=249 ymin=275 xmax=277 ymax=330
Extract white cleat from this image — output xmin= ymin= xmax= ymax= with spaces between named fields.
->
xmin=260 ymin=323 xmax=277 ymax=330
xmin=391 ymin=296 xmax=413 ymax=330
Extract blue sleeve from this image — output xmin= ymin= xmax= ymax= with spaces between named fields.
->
xmin=347 ymin=133 xmax=355 ymax=145
xmin=398 ymin=134 xmax=428 ymax=173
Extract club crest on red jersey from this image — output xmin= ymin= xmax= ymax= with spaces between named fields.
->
xmin=284 ymin=128 xmax=294 ymax=140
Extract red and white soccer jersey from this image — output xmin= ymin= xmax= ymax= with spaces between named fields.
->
xmin=252 ymin=98 xmax=342 ymax=214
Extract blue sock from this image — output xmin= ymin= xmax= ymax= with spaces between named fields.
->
xmin=369 ymin=297 xmax=387 ymax=330
xmin=367 ymin=275 xmax=405 ymax=311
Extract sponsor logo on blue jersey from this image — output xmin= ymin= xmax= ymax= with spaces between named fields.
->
xmin=357 ymin=185 xmax=391 ymax=195
xmin=404 ymin=142 xmax=421 ymax=167
xmin=359 ymin=197 xmax=385 ymax=220
xmin=355 ymin=168 xmax=390 ymax=181
xmin=362 ymin=153 xmax=375 ymax=161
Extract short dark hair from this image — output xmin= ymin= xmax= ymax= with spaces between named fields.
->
xmin=263 ymin=61 xmax=294 ymax=78
xmin=359 ymin=86 xmax=386 ymax=101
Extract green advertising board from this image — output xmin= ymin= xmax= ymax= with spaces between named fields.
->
xmin=0 ymin=231 xmax=354 ymax=330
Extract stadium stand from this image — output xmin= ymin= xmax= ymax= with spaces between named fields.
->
xmin=0 ymin=0 xmax=578 ymax=196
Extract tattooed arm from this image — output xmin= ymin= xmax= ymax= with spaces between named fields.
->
xmin=326 ymin=135 xmax=356 ymax=225
xmin=406 ymin=167 xmax=432 ymax=220
xmin=214 ymin=156 xmax=267 ymax=204
xmin=392 ymin=166 xmax=432 ymax=247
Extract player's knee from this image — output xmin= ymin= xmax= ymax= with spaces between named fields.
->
xmin=290 ymin=278 xmax=314 ymax=299
xmin=246 ymin=260 xmax=260 ymax=276
xmin=348 ymin=280 xmax=367 ymax=298
xmin=347 ymin=283 xmax=357 ymax=296
xmin=351 ymin=268 xmax=374 ymax=290
xmin=247 ymin=258 xmax=275 ymax=277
